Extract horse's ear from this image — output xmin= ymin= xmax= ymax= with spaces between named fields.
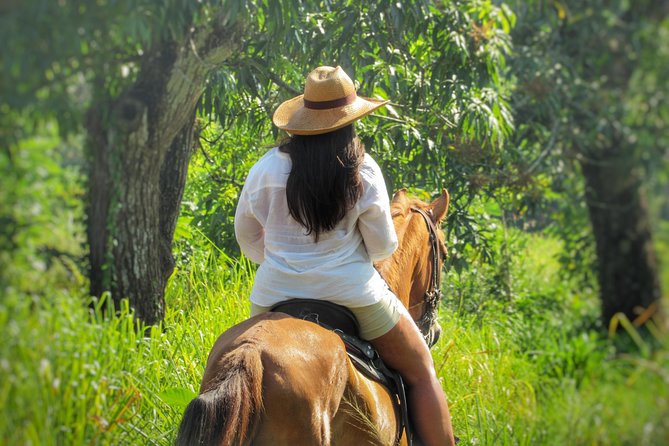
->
xmin=392 ymin=188 xmax=409 ymax=205
xmin=430 ymin=189 xmax=450 ymax=223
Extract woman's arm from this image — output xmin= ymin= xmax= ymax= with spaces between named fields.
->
xmin=234 ymin=192 xmax=265 ymax=264
xmin=358 ymin=199 xmax=398 ymax=261
xmin=358 ymin=155 xmax=398 ymax=261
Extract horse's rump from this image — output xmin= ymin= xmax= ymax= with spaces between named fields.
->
xmin=175 ymin=330 xmax=263 ymax=446
xmin=177 ymin=312 xmax=400 ymax=445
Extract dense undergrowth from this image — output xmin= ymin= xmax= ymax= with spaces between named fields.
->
xmin=2 ymin=136 xmax=668 ymax=446
xmin=2 ymin=227 xmax=668 ymax=445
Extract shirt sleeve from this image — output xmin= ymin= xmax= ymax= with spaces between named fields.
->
xmin=357 ymin=156 xmax=398 ymax=262
xmin=234 ymin=185 xmax=266 ymax=264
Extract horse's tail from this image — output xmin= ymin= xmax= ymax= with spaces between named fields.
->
xmin=175 ymin=345 xmax=264 ymax=446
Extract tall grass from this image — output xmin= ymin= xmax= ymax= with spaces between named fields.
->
xmin=0 ymin=245 xmax=254 ymax=446
xmin=2 ymin=134 xmax=668 ymax=444
xmin=2 ymin=228 xmax=668 ymax=445
xmin=439 ymin=232 xmax=669 ymax=445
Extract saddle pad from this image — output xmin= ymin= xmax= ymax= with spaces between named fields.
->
xmin=270 ymin=298 xmax=361 ymax=337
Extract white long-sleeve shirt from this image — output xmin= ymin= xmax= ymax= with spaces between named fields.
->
xmin=234 ymin=147 xmax=398 ymax=308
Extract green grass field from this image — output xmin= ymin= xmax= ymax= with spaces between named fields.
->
xmin=2 ymin=136 xmax=668 ymax=445
xmin=2 ymin=228 xmax=668 ymax=446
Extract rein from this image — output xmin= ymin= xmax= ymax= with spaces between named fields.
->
xmin=409 ymin=207 xmax=444 ymax=345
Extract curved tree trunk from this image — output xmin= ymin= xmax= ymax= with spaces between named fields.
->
xmin=570 ymin=1 xmax=667 ymax=330
xmin=85 ymin=18 xmax=243 ymax=325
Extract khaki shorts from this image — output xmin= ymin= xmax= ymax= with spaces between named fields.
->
xmin=251 ymin=292 xmax=407 ymax=341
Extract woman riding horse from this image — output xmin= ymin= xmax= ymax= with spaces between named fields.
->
xmin=177 ymin=66 xmax=456 ymax=445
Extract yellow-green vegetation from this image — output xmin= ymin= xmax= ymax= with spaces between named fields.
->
xmin=2 ymin=226 xmax=668 ymax=445
xmin=2 ymin=134 xmax=669 ymax=445
xmin=2 ymin=0 xmax=668 ymax=443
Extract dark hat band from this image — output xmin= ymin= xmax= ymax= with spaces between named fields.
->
xmin=303 ymin=92 xmax=357 ymax=110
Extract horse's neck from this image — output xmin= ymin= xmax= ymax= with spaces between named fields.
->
xmin=376 ymin=210 xmax=433 ymax=311
xmin=375 ymin=246 xmax=415 ymax=308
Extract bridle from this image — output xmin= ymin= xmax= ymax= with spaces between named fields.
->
xmin=409 ymin=207 xmax=444 ymax=346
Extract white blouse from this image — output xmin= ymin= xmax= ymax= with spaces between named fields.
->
xmin=234 ymin=147 xmax=398 ymax=308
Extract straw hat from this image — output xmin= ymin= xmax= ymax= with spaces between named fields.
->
xmin=272 ymin=66 xmax=389 ymax=135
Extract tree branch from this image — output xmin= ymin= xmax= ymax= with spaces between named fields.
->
xmin=265 ymin=71 xmax=301 ymax=96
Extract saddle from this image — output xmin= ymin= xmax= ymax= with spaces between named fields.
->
xmin=270 ymin=299 xmax=414 ymax=446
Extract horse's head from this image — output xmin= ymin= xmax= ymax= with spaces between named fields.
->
xmin=375 ymin=188 xmax=450 ymax=347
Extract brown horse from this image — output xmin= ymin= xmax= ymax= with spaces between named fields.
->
xmin=176 ymin=188 xmax=450 ymax=446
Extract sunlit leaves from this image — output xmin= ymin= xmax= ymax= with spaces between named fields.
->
xmin=196 ymin=0 xmax=516 ymax=263
xmin=3 ymin=0 xmax=520 ymax=267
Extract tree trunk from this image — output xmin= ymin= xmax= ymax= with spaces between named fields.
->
xmin=85 ymin=19 xmax=243 ymax=325
xmin=572 ymin=2 xmax=667 ymax=330
xmin=580 ymin=151 xmax=662 ymax=327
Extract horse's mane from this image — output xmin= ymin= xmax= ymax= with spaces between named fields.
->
xmin=390 ymin=193 xmax=426 ymax=216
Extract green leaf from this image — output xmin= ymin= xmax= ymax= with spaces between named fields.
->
xmin=159 ymin=387 xmax=197 ymax=409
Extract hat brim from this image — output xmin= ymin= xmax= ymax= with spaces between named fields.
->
xmin=272 ymin=95 xmax=389 ymax=136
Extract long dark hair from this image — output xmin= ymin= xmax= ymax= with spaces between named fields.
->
xmin=281 ymin=125 xmax=364 ymax=240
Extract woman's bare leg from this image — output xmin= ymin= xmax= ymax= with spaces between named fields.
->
xmin=370 ymin=314 xmax=456 ymax=446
